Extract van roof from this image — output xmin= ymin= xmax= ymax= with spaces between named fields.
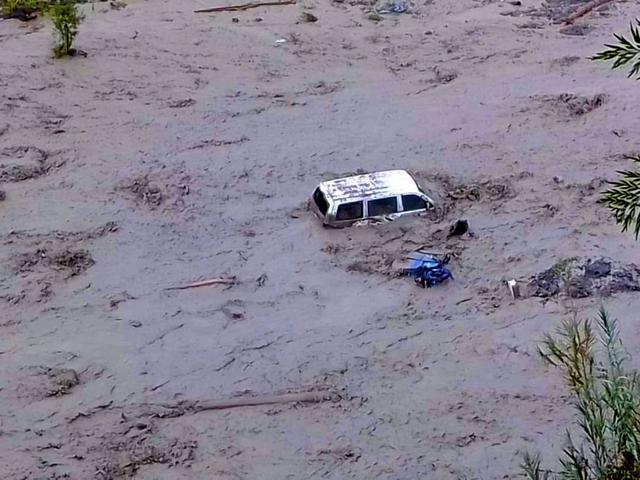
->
xmin=319 ymin=170 xmax=420 ymax=203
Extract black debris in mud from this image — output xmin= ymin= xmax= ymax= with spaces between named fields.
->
xmin=188 ymin=135 xmax=249 ymax=150
xmin=0 ymin=145 xmax=61 ymax=183
xmin=551 ymin=55 xmax=581 ymax=68
xmin=4 ymin=221 xmax=118 ymax=243
xmin=52 ymin=249 xmax=95 ymax=275
xmin=120 ymin=175 xmax=164 ymax=208
xmin=44 ymin=367 xmax=80 ymax=396
xmin=431 ymin=66 xmax=458 ymax=85
xmin=0 ymin=190 xmax=5 ymax=201
xmin=304 ymin=81 xmax=343 ymax=96
xmin=559 ymin=24 xmax=593 ymax=36
xmin=95 ymin=432 xmax=197 ymax=479
xmin=566 ymin=177 xmax=608 ymax=197
xmin=446 ymin=179 xmax=515 ymax=202
xmin=15 ymin=248 xmax=95 ymax=276
xmin=168 ymin=98 xmax=196 ymax=108
xmin=7 ymin=366 xmax=81 ymax=404
xmin=411 ymin=172 xmax=517 ymax=219
xmin=28 ymin=366 xmax=81 ymax=397
xmin=346 ymin=250 xmax=398 ymax=275
xmin=527 ymin=257 xmax=640 ymax=298
xmin=500 ymin=7 xmax=540 ymax=17
xmin=538 ymin=93 xmax=606 ymax=117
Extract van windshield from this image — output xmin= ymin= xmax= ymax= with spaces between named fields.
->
xmin=313 ymin=188 xmax=329 ymax=215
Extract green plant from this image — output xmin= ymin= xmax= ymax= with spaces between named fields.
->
xmin=522 ymin=308 xmax=640 ymax=479
xmin=49 ymin=0 xmax=83 ymax=58
xmin=601 ymin=156 xmax=640 ymax=239
xmin=593 ymin=20 xmax=640 ymax=79
xmin=1 ymin=0 xmax=44 ymax=17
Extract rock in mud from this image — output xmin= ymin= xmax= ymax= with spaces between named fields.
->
xmin=448 ymin=219 xmax=470 ymax=237
xmin=300 ymin=11 xmax=318 ymax=22
xmin=110 ymin=0 xmax=127 ymax=10
xmin=527 ymin=257 xmax=640 ymax=298
xmin=432 ymin=66 xmax=458 ymax=85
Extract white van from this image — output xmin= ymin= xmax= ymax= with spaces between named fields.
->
xmin=310 ymin=170 xmax=435 ymax=228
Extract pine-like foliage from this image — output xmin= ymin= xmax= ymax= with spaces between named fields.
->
xmin=593 ymin=19 xmax=640 ymax=79
xmin=601 ymin=157 xmax=640 ymax=239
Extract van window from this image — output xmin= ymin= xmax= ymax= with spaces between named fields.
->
xmin=368 ymin=197 xmax=398 ymax=216
xmin=336 ymin=201 xmax=363 ymax=221
xmin=402 ymin=194 xmax=427 ymax=211
xmin=313 ymin=188 xmax=329 ymax=215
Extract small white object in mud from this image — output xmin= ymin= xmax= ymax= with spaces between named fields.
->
xmin=310 ymin=169 xmax=435 ymax=228
xmin=274 ymin=38 xmax=288 ymax=46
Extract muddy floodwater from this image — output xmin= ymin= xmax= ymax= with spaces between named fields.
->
xmin=1 ymin=0 xmax=640 ymax=478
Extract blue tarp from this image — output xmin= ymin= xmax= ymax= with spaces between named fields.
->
xmin=399 ymin=250 xmax=452 ymax=288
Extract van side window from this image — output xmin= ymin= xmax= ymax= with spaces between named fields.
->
xmin=402 ymin=194 xmax=427 ymax=211
xmin=368 ymin=197 xmax=398 ymax=216
xmin=313 ymin=188 xmax=329 ymax=215
xmin=336 ymin=201 xmax=363 ymax=221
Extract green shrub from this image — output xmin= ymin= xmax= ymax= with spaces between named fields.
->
xmin=49 ymin=1 xmax=83 ymax=58
xmin=522 ymin=308 xmax=640 ymax=479
xmin=1 ymin=0 xmax=44 ymax=17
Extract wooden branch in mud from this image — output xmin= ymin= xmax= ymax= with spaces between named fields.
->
xmin=563 ymin=0 xmax=613 ymax=24
xmin=68 ymin=391 xmax=339 ymax=423
xmin=165 ymin=277 xmax=236 ymax=291
xmin=195 ymin=0 xmax=296 ymax=13
xmin=157 ymin=391 xmax=339 ymax=415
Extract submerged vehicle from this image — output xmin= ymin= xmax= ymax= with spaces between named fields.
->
xmin=310 ymin=169 xmax=435 ymax=228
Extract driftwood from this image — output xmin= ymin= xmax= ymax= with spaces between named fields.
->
xmin=188 ymin=391 xmax=337 ymax=412
xmin=66 ymin=391 xmax=340 ymax=423
xmin=563 ymin=0 xmax=614 ymax=24
xmin=195 ymin=0 xmax=296 ymax=13
xmin=165 ymin=277 xmax=236 ymax=290
xmin=147 ymin=391 xmax=339 ymax=417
